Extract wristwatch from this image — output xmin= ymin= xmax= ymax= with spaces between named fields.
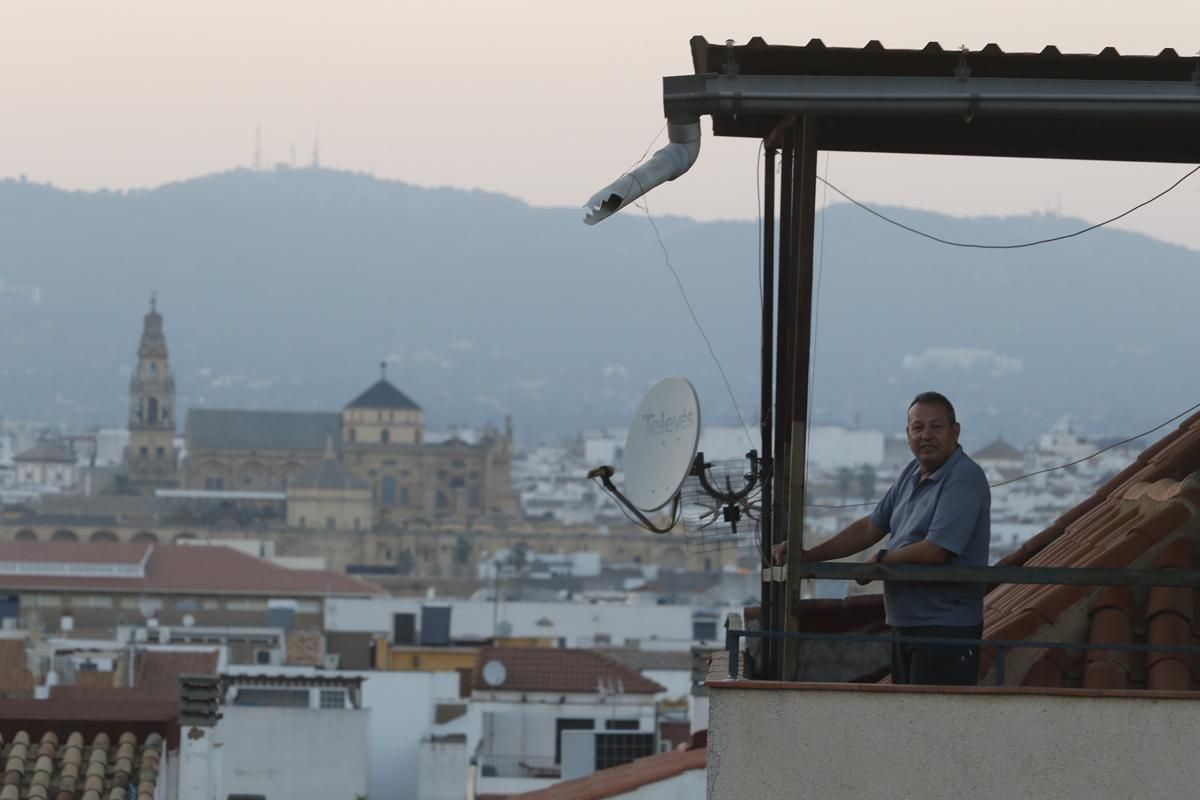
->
xmin=873 ymin=548 xmax=888 ymax=564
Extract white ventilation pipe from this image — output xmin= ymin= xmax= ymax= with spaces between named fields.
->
xmin=583 ymin=118 xmax=701 ymax=225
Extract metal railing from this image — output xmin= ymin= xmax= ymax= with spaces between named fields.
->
xmin=723 ymin=627 xmax=1200 ymax=686
xmin=476 ymin=754 xmax=561 ymax=780
xmin=743 ymin=559 xmax=1200 ymax=686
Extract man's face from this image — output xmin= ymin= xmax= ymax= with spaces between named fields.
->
xmin=907 ymin=402 xmax=960 ymax=474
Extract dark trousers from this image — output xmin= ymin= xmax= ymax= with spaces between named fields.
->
xmin=890 ymin=623 xmax=982 ymax=686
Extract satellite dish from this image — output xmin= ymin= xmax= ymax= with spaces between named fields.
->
xmin=482 ymin=659 xmax=507 ymax=688
xmin=182 ymin=614 xmax=195 ymax=628
xmin=623 ymin=377 xmax=701 ymax=512
xmin=496 ymin=621 xmax=514 ymax=638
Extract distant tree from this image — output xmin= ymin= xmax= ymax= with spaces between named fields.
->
xmin=857 ymin=464 xmax=877 ymax=502
xmin=835 ymin=467 xmax=855 ymax=506
xmin=396 ymin=548 xmax=414 ymax=576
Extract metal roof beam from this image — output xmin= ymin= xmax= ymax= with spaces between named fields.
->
xmin=665 ymin=73 xmax=1200 ymax=120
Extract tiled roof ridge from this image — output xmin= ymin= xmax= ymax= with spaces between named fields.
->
xmin=345 ymin=378 xmax=421 ymax=411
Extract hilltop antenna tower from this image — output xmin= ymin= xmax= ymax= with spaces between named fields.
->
xmin=253 ymin=123 xmax=262 ymax=171
xmin=311 ymin=124 xmax=321 ymax=169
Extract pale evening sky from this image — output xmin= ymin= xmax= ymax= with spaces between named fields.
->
xmin=2 ymin=1 xmax=1199 ymax=248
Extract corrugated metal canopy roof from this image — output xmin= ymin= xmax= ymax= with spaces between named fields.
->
xmin=675 ymin=37 xmax=1200 ymax=162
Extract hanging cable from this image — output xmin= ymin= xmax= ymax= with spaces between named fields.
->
xmin=630 ymin=174 xmax=755 ymax=450
xmin=817 ymin=163 xmax=1200 ymax=250
xmin=806 ymin=398 xmax=1200 ymax=509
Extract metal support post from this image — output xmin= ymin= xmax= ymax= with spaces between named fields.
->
xmin=782 ymin=114 xmax=819 ymax=680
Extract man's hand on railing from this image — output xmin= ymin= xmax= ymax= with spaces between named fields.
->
xmin=771 ymin=540 xmax=788 ymax=566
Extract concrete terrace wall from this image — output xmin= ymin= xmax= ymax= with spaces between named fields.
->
xmin=707 ymin=683 xmax=1200 ymax=800
xmin=218 ymin=706 xmax=369 ymax=800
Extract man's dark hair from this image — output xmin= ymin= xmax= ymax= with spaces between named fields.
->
xmin=908 ymin=391 xmax=956 ymax=425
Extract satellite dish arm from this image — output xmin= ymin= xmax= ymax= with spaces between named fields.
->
xmin=587 ymin=465 xmax=680 ymax=534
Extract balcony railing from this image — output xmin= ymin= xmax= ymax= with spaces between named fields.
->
xmin=477 ymin=754 xmax=561 ymax=780
xmin=747 ymin=560 xmax=1200 ymax=683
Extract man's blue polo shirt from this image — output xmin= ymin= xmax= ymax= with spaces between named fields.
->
xmin=868 ymin=446 xmax=991 ymax=627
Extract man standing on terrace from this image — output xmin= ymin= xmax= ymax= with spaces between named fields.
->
xmin=774 ymin=391 xmax=991 ymax=685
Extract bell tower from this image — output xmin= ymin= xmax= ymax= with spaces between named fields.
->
xmin=125 ymin=295 xmax=179 ymax=489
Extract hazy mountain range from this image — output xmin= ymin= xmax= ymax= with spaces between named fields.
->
xmin=1 ymin=167 xmax=1197 ymax=449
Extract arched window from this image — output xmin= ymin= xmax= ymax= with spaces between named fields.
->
xmin=381 ymin=476 xmax=397 ymax=506
xmin=149 ymin=362 xmax=158 ymax=377
xmin=148 ymin=397 xmax=159 ymax=423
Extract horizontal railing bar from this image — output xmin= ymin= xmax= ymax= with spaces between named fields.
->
xmin=729 ymin=628 xmax=1200 ymax=656
xmin=791 ymin=561 xmax=1200 ymax=587
xmin=723 ymin=627 xmax=1200 ymax=680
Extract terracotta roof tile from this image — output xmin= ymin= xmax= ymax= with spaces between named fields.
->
xmin=979 ymin=410 xmax=1200 ymax=690
xmin=135 ymin=650 xmax=220 ymax=701
xmin=507 ymin=746 xmax=705 ymax=800
xmin=0 ymin=543 xmax=382 ymax=597
xmin=472 ymin=648 xmax=665 ymax=695
xmin=0 ymin=730 xmax=164 ymax=800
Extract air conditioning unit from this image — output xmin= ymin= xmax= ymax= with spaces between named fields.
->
xmin=253 ymin=648 xmax=281 ymax=666
xmin=322 ymin=653 xmax=341 ymax=670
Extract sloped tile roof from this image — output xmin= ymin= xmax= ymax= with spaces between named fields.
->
xmin=0 ymin=543 xmax=383 ymax=597
xmin=345 ymin=379 xmax=421 ymax=411
xmin=980 ymin=410 xmax=1200 ymax=690
xmin=596 ymin=648 xmax=692 ymax=672
xmin=136 ymin=650 xmax=220 ymax=700
xmin=0 ymin=542 xmax=151 ymax=565
xmin=507 ymin=745 xmax=705 ymax=799
xmin=0 ymin=730 xmax=164 ymax=800
xmin=13 ymin=440 xmax=74 ymax=464
xmin=472 ymin=648 xmax=665 ymax=695
xmin=186 ymin=409 xmax=341 ymax=451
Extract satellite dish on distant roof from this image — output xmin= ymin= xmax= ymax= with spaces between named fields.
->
xmin=482 ymin=659 xmax=507 ymax=688
xmin=496 ymin=621 xmax=513 ymax=638
xmin=623 ymin=377 xmax=701 ymax=512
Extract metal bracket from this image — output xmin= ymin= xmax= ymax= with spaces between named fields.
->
xmin=587 ymin=465 xmax=680 ymax=534
xmin=722 ymin=39 xmax=739 ymax=76
xmin=955 ymin=46 xmax=971 ymax=81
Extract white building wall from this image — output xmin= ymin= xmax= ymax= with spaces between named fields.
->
xmin=326 ymin=597 xmax=734 ymax=651
xmin=218 ymin=706 xmax=368 ymax=800
xmin=416 ymin=738 xmax=468 ymax=800
xmin=221 ymin=667 xmax=460 ymax=800
xmin=707 ymin=684 xmax=1200 ymax=800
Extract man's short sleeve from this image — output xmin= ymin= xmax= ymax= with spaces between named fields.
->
xmin=868 ymin=478 xmax=900 ymax=533
xmin=925 ymin=478 xmax=984 ymax=556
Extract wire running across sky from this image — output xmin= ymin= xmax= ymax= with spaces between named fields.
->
xmin=817 ymin=163 xmax=1200 ymax=250
xmin=806 ymin=398 xmax=1200 ymax=510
